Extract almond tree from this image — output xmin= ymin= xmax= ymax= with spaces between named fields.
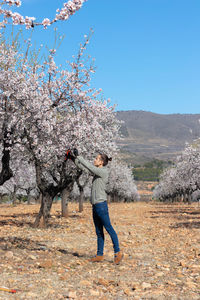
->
xmin=0 ymin=0 xmax=121 ymax=226
xmin=107 ymin=160 xmax=140 ymax=202
xmin=0 ymin=38 xmax=26 ymax=185
xmin=0 ymin=34 xmax=120 ymax=227
xmin=153 ymin=142 xmax=200 ymax=202
xmin=0 ymin=0 xmax=87 ymax=186
xmin=0 ymin=159 xmax=37 ymax=204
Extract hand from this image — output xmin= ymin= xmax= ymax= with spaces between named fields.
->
xmin=73 ymin=148 xmax=79 ymax=157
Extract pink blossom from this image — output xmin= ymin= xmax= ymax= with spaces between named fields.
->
xmin=11 ymin=12 xmax=25 ymax=25
xmin=0 ymin=0 xmax=87 ymax=29
xmin=24 ymin=16 xmax=35 ymax=29
xmin=42 ymin=18 xmax=51 ymax=28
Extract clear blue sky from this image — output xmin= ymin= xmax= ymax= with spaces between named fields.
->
xmin=7 ymin=0 xmax=200 ymax=114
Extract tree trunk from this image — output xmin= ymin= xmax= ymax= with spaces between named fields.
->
xmin=36 ymin=192 xmax=42 ymax=204
xmin=107 ymin=194 xmax=111 ymax=203
xmin=12 ymin=193 xmax=17 ymax=205
xmin=0 ymin=127 xmax=13 ymax=186
xmin=33 ymin=196 xmax=44 ymax=227
xmin=43 ymin=197 xmax=51 ymax=226
xmin=110 ymin=193 xmax=114 ymax=202
xmin=33 ymin=194 xmax=53 ymax=227
xmin=183 ymin=192 xmax=187 ymax=203
xmin=61 ymin=188 xmax=70 ymax=217
xmin=113 ymin=193 xmax=118 ymax=202
xmin=27 ymin=195 xmax=31 ymax=205
xmin=188 ymin=193 xmax=192 ymax=205
xmin=27 ymin=188 xmax=32 ymax=205
xmin=79 ymin=188 xmax=84 ymax=212
xmin=12 ymin=185 xmax=18 ymax=205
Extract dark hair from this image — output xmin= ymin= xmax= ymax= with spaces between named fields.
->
xmin=99 ymin=153 xmax=112 ymax=166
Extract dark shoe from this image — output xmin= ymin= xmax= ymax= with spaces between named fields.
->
xmin=114 ymin=251 xmax=123 ymax=264
xmin=89 ymin=255 xmax=104 ymax=262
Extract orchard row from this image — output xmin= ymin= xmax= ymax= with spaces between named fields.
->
xmin=154 ymin=142 xmax=200 ymax=203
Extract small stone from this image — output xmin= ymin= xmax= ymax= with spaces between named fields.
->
xmin=80 ymin=280 xmax=91 ymax=286
xmin=5 ymin=251 xmax=14 ymax=259
xmin=118 ymin=266 xmax=126 ymax=271
xmin=121 ymin=241 xmax=128 ymax=247
xmin=90 ymin=289 xmax=100 ymax=296
xmin=187 ymin=255 xmax=194 ymax=259
xmin=68 ymin=291 xmax=77 ymax=298
xmin=163 ymin=264 xmax=170 ymax=268
xmin=151 ymin=290 xmax=164 ymax=296
xmin=97 ymin=278 xmax=109 ymax=287
xmin=179 ymin=260 xmax=187 ymax=267
xmin=142 ymin=282 xmax=151 ymax=289
xmin=46 ymin=288 xmax=56 ymax=294
xmin=39 ymin=259 xmax=53 ymax=268
xmin=124 ymin=288 xmax=130 ymax=295
xmin=60 ymin=274 xmax=70 ymax=281
xmin=185 ymin=280 xmax=196 ymax=288
xmin=31 ymin=269 xmax=40 ymax=274
xmin=26 ymin=292 xmax=38 ymax=298
xmin=15 ymin=256 xmax=22 ymax=262
xmin=190 ymin=264 xmax=200 ymax=270
xmin=28 ymin=255 xmax=37 ymax=260
xmin=107 ymin=251 xmax=113 ymax=258
xmin=167 ymin=281 xmax=176 ymax=287
xmin=132 ymin=282 xmax=140 ymax=290
xmin=156 ymin=272 xmax=164 ymax=277
xmin=57 ymin=268 xmax=65 ymax=274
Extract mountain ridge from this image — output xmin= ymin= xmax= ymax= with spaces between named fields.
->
xmin=115 ymin=110 xmax=200 ymax=165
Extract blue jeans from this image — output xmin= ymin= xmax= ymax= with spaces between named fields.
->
xmin=92 ymin=201 xmax=120 ymax=256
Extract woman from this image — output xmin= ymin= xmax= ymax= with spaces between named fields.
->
xmin=67 ymin=149 xmax=123 ymax=264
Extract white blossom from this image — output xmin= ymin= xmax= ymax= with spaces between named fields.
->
xmin=0 ymin=0 xmax=87 ymax=29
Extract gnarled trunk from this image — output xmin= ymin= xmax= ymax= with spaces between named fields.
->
xmin=32 ymin=158 xmax=81 ymax=226
xmin=33 ymin=193 xmax=53 ymax=227
xmin=0 ymin=127 xmax=13 ymax=186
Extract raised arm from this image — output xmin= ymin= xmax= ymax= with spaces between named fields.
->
xmin=75 ymin=156 xmax=106 ymax=177
xmin=74 ymin=158 xmax=88 ymax=172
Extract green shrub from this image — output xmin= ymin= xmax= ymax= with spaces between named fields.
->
xmin=132 ymin=159 xmax=173 ymax=181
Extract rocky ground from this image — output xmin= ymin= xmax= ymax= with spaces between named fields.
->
xmin=0 ymin=201 xmax=200 ymax=299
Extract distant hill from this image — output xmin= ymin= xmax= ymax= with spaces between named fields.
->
xmin=116 ymin=110 xmax=200 ymax=165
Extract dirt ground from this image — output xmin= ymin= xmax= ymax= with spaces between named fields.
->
xmin=0 ymin=201 xmax=200 ymax=300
